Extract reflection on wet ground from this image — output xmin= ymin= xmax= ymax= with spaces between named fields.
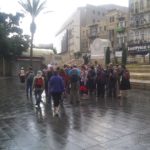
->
xmin=0 ymin=78 xmax=150 ymax=150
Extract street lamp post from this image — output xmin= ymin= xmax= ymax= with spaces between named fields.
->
xmin=149 ymin=48 xmax=150 ymax=64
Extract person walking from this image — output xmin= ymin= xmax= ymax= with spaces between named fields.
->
xmin=32 ymin=70 xmax=45 ymax=107
xmin=25 ymin=67 xmax=34 ymax=99
xmin=48 ymin=70 xmax=64 ymax=116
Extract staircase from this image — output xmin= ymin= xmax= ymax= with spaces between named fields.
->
xmin=127 ymin=65 xmax=150 ymax=90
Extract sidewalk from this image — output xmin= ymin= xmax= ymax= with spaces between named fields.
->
xmin=0 ymin=76 xmax=16 ymax=79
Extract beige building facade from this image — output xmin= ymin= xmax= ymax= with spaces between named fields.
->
xmin=88 ymin=9 xmax=128 ymax=54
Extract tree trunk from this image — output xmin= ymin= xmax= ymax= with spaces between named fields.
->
xmin=30 ymin=32 xmax=34 ymax=66
xmin=30 ymin=19 xmax=36 ymax=66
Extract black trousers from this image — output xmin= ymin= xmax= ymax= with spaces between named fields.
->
xmin=51 ymin=92 xmax=62 ymax=107
xmin=97 ymin=82 xmax=105 ymax=98
xmin=34 ymin=88 xmax=43 ymax=105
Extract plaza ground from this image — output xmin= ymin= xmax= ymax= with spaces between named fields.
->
xmin=0 ymin=77 xmax=150 ymax=150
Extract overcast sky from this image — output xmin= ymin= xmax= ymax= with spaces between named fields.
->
xmin=0 ymin=0 xmax=128 ymax=50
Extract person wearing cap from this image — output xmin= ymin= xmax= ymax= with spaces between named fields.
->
xmin=32 ymin=70 xmax=45 ymax=107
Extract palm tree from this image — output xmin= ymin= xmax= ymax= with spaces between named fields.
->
xmin=19 ymin=0 xmax=47 ymax=66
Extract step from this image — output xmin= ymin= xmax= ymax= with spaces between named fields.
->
xmin=130 ymin=79 xmax=150 ymax=90
xmin=127 ymin=65 xmax=150 ymax=69
xmin=129 ymin=68 xmax=150 ymax=73
xmin=130 ymin=73 xmax=150 ymax=80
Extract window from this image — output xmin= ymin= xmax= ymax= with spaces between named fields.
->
xmin=99 ymin=27 xmax=102 ymax=32
xmin=140 ymin=0 xmax=144 ymax=11
xmin=86 ymin=30 xmax=88 ymax=36
xmin=136 ymin=20 xmax=139 ymax=27
xmin=83 ymin=31 xmax=85 ymax=36
xmin=141 ymin=30 xmax=144 ymax=40
xmin=135 ymin=2 xmax=139 ymax=13
xmin=110 ymin=16 xmax=114 ymax=23
xmin=90 ymin=26 xmax=98 ymax=37
xmin=109 ymin=30 xmax=114 ymax=39
xmin=119 ymin=21 xmax=124 ymax=27
xmin=112 ymin=16 xmax=115 ymax=22
xmin=135 ymin=31 xmax=139 ymax=39
xmin=130 ymin=3 xmax=134 ymax=13
xmin=147 ymin=0 xmax=150 ymax=8
xmin=93 ymin=19 xmax=95 ymax=23
xmin=104 ymin=26 xmax=106 ymax=31
xmin=141 ymin=18 xmax=144 ymax=25
xmin=148 ymin=14 xmax=150 ymax=22
xmin=141 ymin=34 xmax=144 ymax=40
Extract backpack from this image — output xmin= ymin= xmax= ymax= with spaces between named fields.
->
xmin=27 ymin=72 xmax=34 ymax=82
xmin=70 ymin=74 xmax=79 ymax=83
xmin=35 ymin=77 xmax=43 ymax=88
xmin=124 ymin=71 xmax=130 ymax=80
xmin=70 ymin=69 xmax=79 ymax=83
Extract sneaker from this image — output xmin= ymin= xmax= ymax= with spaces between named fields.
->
xmin=35 ymin=104 xmax=40 ymax=108
xmin=35 ymin=104 xmax=38 ymax=108
xmin=55 ymin=112 xmax=59 ymax=117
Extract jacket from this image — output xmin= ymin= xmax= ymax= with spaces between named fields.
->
xmin=48 ymin=75 xmax=64 ymax=93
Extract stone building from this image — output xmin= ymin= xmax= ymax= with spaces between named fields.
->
xmin=128 ymin=0 xmax=150 ymax=60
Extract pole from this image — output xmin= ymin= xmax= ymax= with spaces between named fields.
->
xmin=149 ymin=50 xmax=150 ymax=64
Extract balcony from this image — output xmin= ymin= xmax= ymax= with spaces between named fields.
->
xmin=116 ymin=27 xmax=125 ymax=33
xmin=130 ymin=23 xmax=150 ymax=29
xmin=130 ymin=7 xmax=150 ymax=15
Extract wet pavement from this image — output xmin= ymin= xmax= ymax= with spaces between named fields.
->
xmin=0 ymin=78 xmax=150 ymax=150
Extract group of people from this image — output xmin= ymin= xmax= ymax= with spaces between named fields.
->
xmin=18 ymin=63 xmax=131 ymax=116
